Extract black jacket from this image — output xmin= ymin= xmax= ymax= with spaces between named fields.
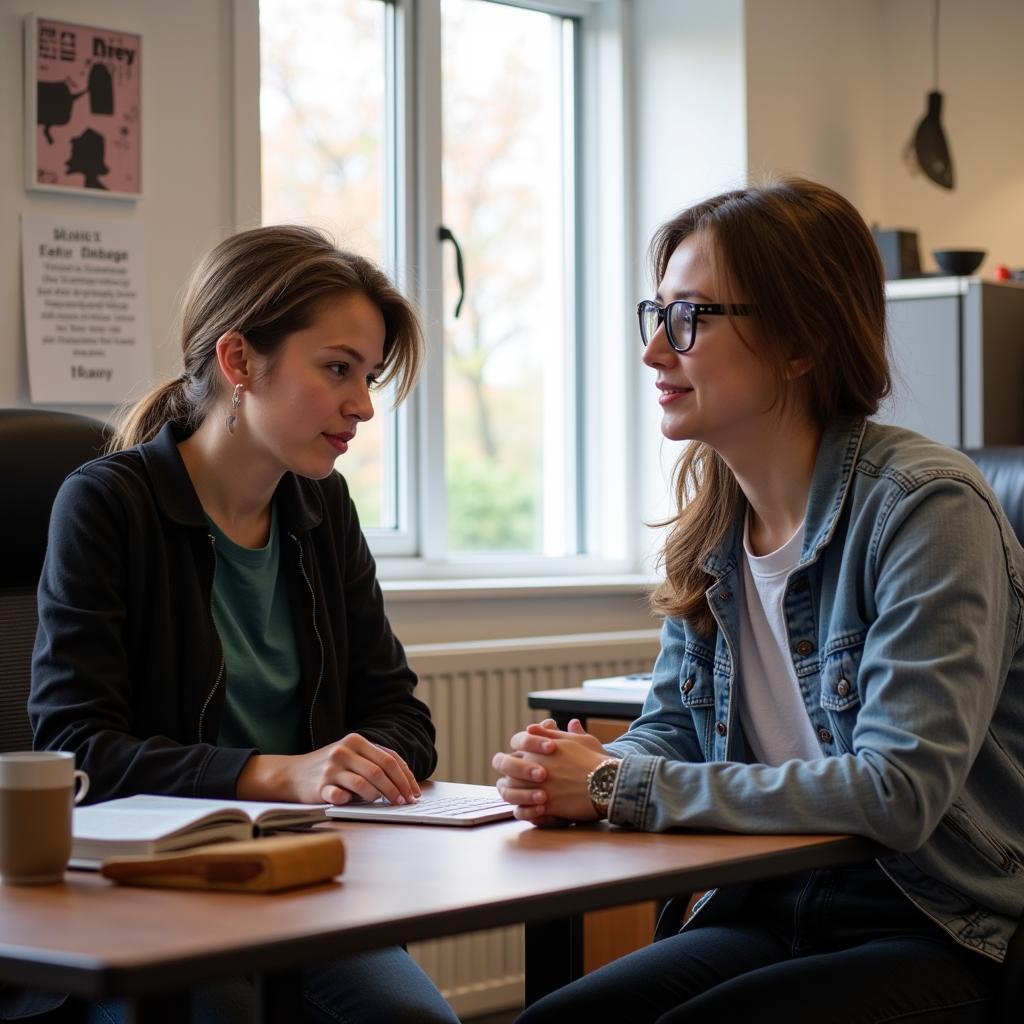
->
xmin=30 ymin=422 xmax=437 ymax=801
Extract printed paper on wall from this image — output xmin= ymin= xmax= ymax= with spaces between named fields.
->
xmin=21 ymin=213 xmax=154 ymax=404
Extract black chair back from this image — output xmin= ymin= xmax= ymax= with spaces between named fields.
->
xmin=963 ymin=447 xmax=1024 ymax=546
xmin=0 ymin=409 xmax=109 ymax=752
xmin=962 ymin=446 xmax=1024 ymax=1019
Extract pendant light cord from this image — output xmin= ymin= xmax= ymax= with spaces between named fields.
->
xmin=932 ymin=0 xmax=940 ymax=90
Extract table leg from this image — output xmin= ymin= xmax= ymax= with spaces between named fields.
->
xmin=255 ymin=967 xmax=303 ymax=1023
xmin=524 ymin=915 xmax=583 ymax=1006
xmin=122 ymin=991 xmax=188 ymax=1024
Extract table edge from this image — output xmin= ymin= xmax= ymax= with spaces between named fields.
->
xmin=0 ymin=834 xmax=883 ymax=998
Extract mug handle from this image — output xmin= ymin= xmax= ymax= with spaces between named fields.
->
xmin=73 ymin=769 xmax=90 ymax=805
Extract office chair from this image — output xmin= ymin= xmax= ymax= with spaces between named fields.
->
xmin=962 ymin=447 xmax=1024 ymax=1023
xmin=0 ymin=408 xmax=108 ymax=753
xmin=0 ymin=410 xmax=106 ymax=1021
xmin=964 ymin=448 xmax=1024 ymax=546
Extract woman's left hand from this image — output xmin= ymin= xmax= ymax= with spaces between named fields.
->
xmin=492 ymin=719 xmax=610 ymax=825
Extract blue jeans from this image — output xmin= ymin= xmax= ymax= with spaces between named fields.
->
xmin=86 ymin=945 xmax=457 ymax=1024
xmin=518 ymin=863 xmax=1001 ymax=1024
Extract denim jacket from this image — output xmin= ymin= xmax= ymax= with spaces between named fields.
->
xmin=606 ymin=418 xmax=1024 ymax=962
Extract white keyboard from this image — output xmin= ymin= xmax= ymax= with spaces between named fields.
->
xmin=324 ymin=782 xmax=515 ymax=827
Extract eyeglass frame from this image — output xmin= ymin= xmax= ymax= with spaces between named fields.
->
xmin=636 ymin=299 xmax=756 ymax=354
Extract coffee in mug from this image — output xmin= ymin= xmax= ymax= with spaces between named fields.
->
xmin=0 ymin=751 xmax=89 ymax=885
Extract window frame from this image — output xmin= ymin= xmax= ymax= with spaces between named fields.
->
xmin=249 ymin=0 xmax=636 ymax=577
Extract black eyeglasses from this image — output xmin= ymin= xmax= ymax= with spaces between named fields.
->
xmin=636 ymin=299 xmax=756 ymax=354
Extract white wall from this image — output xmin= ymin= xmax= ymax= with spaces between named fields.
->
xmin=631 ymin=0 xmax=748 ymax=572
xmin=0 ymin=0 xmax=240 ymax=415
xmin=744 ymin=0 xmax=886 ymax=220
xmin=743 ymin=0 xmax=1024 ymax=273
xmin=878 ymin=0 xmax=1024 ymax=274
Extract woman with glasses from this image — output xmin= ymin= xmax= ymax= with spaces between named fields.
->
xmin=493 ymin=177 xmax=1024 ymax=1022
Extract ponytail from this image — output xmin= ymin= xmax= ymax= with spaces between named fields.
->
xmin=107 ymin=374 xmax=210 ymax=452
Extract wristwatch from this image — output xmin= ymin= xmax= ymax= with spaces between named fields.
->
xmin=586 ymin=758 xmax=622 ymax=818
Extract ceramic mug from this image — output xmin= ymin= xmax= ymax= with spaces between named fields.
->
xmin=0 ymin=751 xmax=89 ymax=884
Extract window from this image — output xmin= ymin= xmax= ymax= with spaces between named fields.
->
xmin=260 ymin=0 xmax=397 ymax=531
xmin=259 ymin=0 xmax=629 ymax=574
xmin=440 ymin=0 xmax=578 ymax=556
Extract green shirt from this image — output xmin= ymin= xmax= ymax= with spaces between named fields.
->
xmin=207 ymin=502 xmax=303 ymax=754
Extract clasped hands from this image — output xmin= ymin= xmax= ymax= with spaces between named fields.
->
xmin=491 ymin=718 xmax=611 ymax=826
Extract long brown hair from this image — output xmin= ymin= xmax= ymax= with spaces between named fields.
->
xmin=110 ymin=225 xmax=424 ymax=451
xmin=650 ymin=177 xmax=891 ymax=635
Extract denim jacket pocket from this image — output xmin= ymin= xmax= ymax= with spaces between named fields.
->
xmin=941 ymin=800 xmax=1022 ymax=875
xmin=679 ymin=652 xmax=716 ymax=761
xmin=819 ymin=641 xmax=864 ymax=754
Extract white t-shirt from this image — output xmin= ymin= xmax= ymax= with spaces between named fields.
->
xmin=738 ymin=511 xmax=822 ymax=766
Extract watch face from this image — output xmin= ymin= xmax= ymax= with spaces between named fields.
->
xmin=589 ymin=760 xmax=619 ymax=807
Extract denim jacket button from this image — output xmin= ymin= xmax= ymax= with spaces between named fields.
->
xmin=682 ymin=677 xmax=695 ymax=694
xmin=818 ymin=728 xmax=833 ymax=744
xmin=719 ymin=590 xmax=733 ymax=603
xmin=715 ymin=721 xmax=727 ymax=736
xmin=795 ymin=639 xmax=815 ymax=657
xmin=836 ymin=678 xmax=851 ymax=697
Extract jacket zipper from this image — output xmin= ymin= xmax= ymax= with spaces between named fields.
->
xmin=291 ymin=532 xmax=325 ymax=750
xmin=944 ymin=810 xmax=1019 ymax=874
xmin=198 ymin=533 xmax=225 ymax=744
xmin=968 ymin=813 xmax=1020 ymax=873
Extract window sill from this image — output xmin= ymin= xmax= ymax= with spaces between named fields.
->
xmin=380 ymin=572 xmax=655 ymax=603
xmin=379 ymin=572 xmax=659 ymax=645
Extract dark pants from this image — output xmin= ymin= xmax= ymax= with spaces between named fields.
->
xmin=517 ymin=863 xmax=1001 ymax=1024
xmin=84 ymin=946 xmax=457 ymax=1024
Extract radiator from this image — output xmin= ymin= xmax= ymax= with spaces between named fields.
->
xmin=404 ymin=629 xmax=660 ymax=1019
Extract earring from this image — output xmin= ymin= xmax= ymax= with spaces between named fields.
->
xmin=225 ymin=383 xmax=243 ymax=434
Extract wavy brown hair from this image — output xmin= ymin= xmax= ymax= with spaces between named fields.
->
xmin=650 ymin=177 xmax=891 ymax=635
xmin=110 ymin=225 xmax=424 ymax=451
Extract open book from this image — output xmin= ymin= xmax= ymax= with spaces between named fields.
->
xmin=72 ymin=783 xmax=512 ymax=867
xmin=71 ymin=794 xmax=329 ymax=868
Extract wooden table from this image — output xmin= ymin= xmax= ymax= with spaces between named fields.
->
xmin=0 ymin=815 xmax=880 ymax=1022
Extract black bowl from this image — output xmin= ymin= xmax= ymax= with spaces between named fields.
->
xmin=933 ymin=249 xmax=986 ymax=275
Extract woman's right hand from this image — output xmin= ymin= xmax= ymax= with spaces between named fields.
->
xmin=237 ymin=732 xmax=421 ymax=805
xmin=492 ymin=718 xmax=610 ymax=825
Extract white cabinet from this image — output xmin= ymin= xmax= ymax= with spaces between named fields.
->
xmin=877 ymin=278 xmax=1024 ymax=447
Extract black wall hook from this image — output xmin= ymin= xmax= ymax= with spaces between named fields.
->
xmin=438 ymin=225 xmax=465 ymax=318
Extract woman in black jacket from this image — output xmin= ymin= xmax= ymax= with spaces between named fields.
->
xmin=30 ymin=225 xmax=457 ymax=1024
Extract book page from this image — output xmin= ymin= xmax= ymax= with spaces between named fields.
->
xmin=73 ymin=803 xmax=247 ymax=842
xmin=73 ymin=794 xmax=330 ymax=837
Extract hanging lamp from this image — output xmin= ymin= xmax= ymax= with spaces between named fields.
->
xmin=904 ymin=0 xmax=955 ymax=190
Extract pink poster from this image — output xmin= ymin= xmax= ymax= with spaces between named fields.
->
xmin=27 ymin=17 xmax=141 ymax=197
